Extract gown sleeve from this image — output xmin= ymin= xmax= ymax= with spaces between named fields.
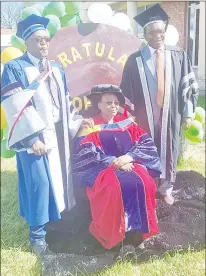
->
xmin=61 ymin=68 xmax=83 ymax=139
xmin=1 ymin=62 xmax=40 ymax=149
xmin=120 ymin=55 xmax=137 ymax=117
xmin=72 ymin=132 xmax=116 ymax=187
xmin=180 ymin=50 xmax=199 ymax=118
xmin=126 ymin=123 xmax=162 ymax=177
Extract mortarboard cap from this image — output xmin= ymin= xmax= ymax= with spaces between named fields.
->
xmin=134 ymin=4 xmax=169 ymax=29
xmin=16 ymin=14 xmax=49 ymax=41
xmin=87 ymin=84 xmax=125 ymax=105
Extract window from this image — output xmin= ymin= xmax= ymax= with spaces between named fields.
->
xmin=136 ymin=6 xmax=146 ymax=39
xmin=136 ymin=4 xmax=156 ymax=40
xmin=188 ymin=2 xmax=200 ymax=67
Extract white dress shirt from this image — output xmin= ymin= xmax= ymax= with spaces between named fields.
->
xmin=27 ymin=52 xmax=46 ymax=69
xmin=148 ymin=45 xmax=165 ymax=69
xmin=147 ymin=46 xmax=192 ymax=117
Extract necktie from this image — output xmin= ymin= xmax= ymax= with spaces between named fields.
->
xmin=156 ymin=49 xmax=165 ymax=107
xmin=38 ymin=60 xmax=60 ymax=109
xmin=38 ymin=60 xmax=45 ymax=74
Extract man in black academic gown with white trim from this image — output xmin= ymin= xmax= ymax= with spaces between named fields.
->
xmin=120 ymin=4 xmax=199 ymax=205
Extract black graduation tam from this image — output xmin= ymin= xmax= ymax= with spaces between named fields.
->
xmin=16 ymin=14 xmax=49 ymax=41
xmin=134 ymin=4 xmax=169 ymax=28
xmin=87 ymin=84 xmax=125 ymax=105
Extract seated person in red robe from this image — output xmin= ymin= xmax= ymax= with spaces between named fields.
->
xmin=72 ymin=84 xmax=162 ymax=258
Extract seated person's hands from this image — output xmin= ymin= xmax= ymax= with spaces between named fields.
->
xmin=119 ymin=163 xmax=134 ymax=172
xmin=112 ymin=155 xmax=133 ymax=169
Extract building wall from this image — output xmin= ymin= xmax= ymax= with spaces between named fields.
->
xmin=1 ymin=29 xmax=16 ymax=51
xmin=160 ymin=1 xmax=187 ymax=49
xmin=197 ymin=1 xmax=205 ymax=92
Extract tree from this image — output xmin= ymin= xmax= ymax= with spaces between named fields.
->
xmin=1 ymin=2 xmax=24 ymax=29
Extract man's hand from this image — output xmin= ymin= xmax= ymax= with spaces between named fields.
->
xmin=80 ymin=118 xmax=94 ymax=129
xmin=32 ymin=140 xmax=47 ymax=156
xmin=182 ymin=117 xmax=192 ymax=129
xmin=112 ymin=155 xmax=133 ymax=168
xmin=119 ymin=163 xmax=134 ymax=172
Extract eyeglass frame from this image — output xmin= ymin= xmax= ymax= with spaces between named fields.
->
xmin=29 ymin=36 xmax=51 ymax=44
xmin=100 ymin=101 xmax=120 ymax=107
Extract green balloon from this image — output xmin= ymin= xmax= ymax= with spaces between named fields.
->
xmin=1 ymin=140 xmax=16 ymax=158
xmin=195 ymin=107 xmax=205 ymax=124
xmin=0 ymin=130 xmax=3 ymax=141
xmin=185 ymin=129 xmax=204 ymax=143
xmin=185 ymin=120 xmax=202 ymax=137
xmin=32 ymin=4 xmax=45 ymax=15
xmin=64 ymin=2 xmax=80 ymax=15
xmin=3 ymin=125 xmax=9 ymax=140
xmin=11 ymin=35 xmax=26 ymax=53
xmin=45 ymin=15 xmax=61 ymax=36
xmin=60 ymin=14 xmax=77 ymax=28
xmin=21 ymin=7 xmax=41 ymax=20
xmin=43 ymin=2 xmax=65 ymax=18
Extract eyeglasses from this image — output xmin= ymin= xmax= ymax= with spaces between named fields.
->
xmin=146 ymin=30 xmax=165 ymax=36
xmin=100 ymin=101 xmax=120 ymax=107
xmin=30 ymin=37 xmax=51 ymax=43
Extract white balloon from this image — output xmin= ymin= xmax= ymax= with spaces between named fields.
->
xmin=165 ymin=25 xmax=179 ymax=46
xmin=109 ymin=13 xmax=131 ymax=31
xmin=127 ymin=27 xmax=134 ymax=35
xmin=87 ymin=3 xmax=113 ymax=24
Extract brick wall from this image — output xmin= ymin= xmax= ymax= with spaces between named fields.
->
xmin=160 ymin=2 xmax=188 ymax=49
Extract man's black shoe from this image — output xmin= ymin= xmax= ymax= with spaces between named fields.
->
xmin=31 ymin=243 xmax=53 ymax=257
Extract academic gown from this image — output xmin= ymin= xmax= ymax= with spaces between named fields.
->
xmin=72 ymin=115 xmax=161 ymax=249
xmin=120 ymin=45 xmax=199 ymax=183
xmin=1 ymin=53 xmax=82 ymax=226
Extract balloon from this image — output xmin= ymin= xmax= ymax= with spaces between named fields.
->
xmin=65 ymin=2 xmax=80 ymax=16
xmin=109 ymin=13 xmax=131 ymax=31
xmin=195 ymin=107 xmax=205 ymax=124
xmin=21 ymin=7 xmax=40 ymax=19
xmin=87 ymin=3 xmax=113 ymax=24
xmin=3 ymin=125 xmax=9 ymax=139
xmin=127 ymin=27 xmax=134 ymax=35
xmin=185 ymin=129 xmax=204 ymax=143
xmin=165 ymin=25 xmax=179 ymax=46
xmin=185 ymin=120 xmax=203 ymax=137
xmin=1 ymin=47 xmax=23 ymax=64
xmin=1 ymin=140 xmax=16 ymax=158
xmin=60 ymin=14 xmax=77 ymax=28
xmin=11 ymin=35 xmax=26 ymax=53
xmin=32 ymin=4 xmax=45 ymax=15
xmin=191 ymin=112 xmax=196 ymax=120
xmin=0 ymin=130 xmax=3 ymax=141
xmin=43 ymin=2 xmax=65 ymax=18
xmin=1 ymin=107 xmax=7 ymax=130
xmin=45 ymin=15 xmax=61 ymax=36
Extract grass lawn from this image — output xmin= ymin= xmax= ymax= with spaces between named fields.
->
xmin=197 ymin=95 xmax=205 ymax=109
xmin=1 ymin=97 xmax=205 ymax=275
